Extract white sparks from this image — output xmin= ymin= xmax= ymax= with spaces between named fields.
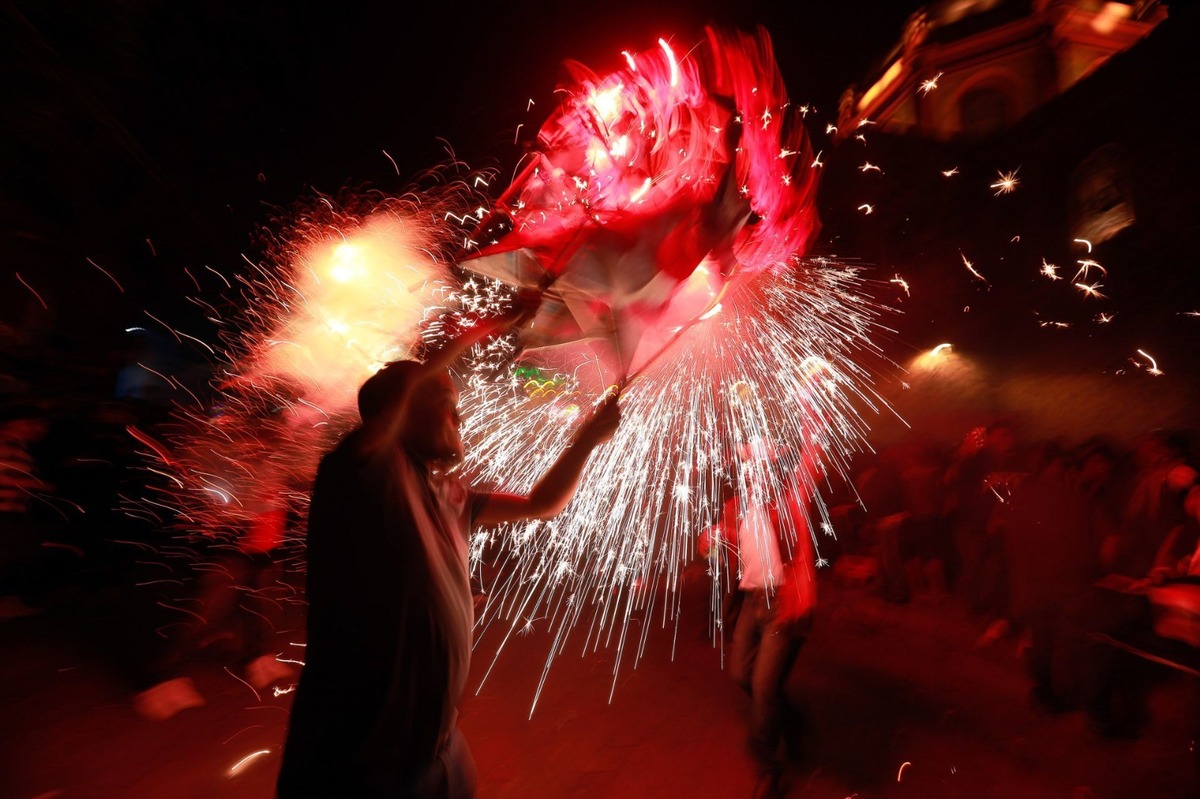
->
xmin=990 ymin=169 xmax=1020 ymax=195
xmin=1134 ymin=349 xmax=1163 ymax=376
xmin=1073 ymin=259 xmax=1107 ymax=281
xmin=918 ymin=72 xmax=943 ymax=95
xmin=1040 ymin=259 xmax=1061 ymax=280
xmin=941 ymin=167 xmax=959 ymax=177
xmin=960 ymin=251 xmax=988 ymax=284
xmin=858 ymin=204 xmax=874 ymax=214
xmin=459 ymin=261 xmax=893 ymax=705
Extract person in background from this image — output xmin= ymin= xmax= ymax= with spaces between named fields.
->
xmin=276 ymin=294 xmax=621 ymax=799
xmin=945 ymin=419 xmax=1027 ymax=646
xmin=1083 ymin=437 xmax=1197 ymax=739
xmin=1002 ymin=440 xmax=1094 ymax=713
xmin=717 ymin=447 xmax=819 ymax=799
xmin=134 ymin=414 xmax=299 ymax=721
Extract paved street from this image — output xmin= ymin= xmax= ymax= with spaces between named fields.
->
xmin=2 ymin=566 xmax=1197 ymax=799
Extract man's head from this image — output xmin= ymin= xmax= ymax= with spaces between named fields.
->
xmin=357 ymin=361 xmax=464 ymax=465
xmin=357 ymin=361 xmax=423 ymax=423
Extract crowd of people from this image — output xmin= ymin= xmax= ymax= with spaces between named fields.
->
xmin=828 ymin=420 xmax=1200 ymax=740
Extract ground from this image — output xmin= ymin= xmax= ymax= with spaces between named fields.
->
xmin=2 ymin=565 xmax=1197 ymax=798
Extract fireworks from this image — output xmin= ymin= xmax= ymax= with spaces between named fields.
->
xmin=123 ymin=27 xmax=896 ymax=705
xmin=460 ymin=259 xmax=892 ymax=704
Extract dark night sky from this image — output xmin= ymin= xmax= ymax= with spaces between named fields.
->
xmin=0 ymin=0 xmax=919 ymax=353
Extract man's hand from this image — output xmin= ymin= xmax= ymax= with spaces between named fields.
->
xmin=576 ymin=389 xmax=621 ymax=448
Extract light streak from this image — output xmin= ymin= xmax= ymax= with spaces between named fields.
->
xmin=1073 ymin=281 xmax=1106 ymax=299
xmin=658 ymin=38 xmax=679 ymax=87
xmin=221 ymin=725 xmax=265 ymax=745
xmin=228 ymin=749 xmax=271 ymax=776
xmin=858 ymin=204 xmax=874 ymax=214
xmin=941 ymin=167 xmax=959 ymax=177
xmin=224 ymin=666 xmax=261 ymax=702
xmin=1073 ymin=238 xmax=1093 ymax=252
xmin=1039 ymin=259 xmax=1061 ymax=280
xmin=990 ymin=169 xmax=1020 ymax=195
xmin=960 ymin=251 xmax=988 ymax=284
xmin=811 ymin=150 xmax=824 ymax=168
xmin=897 ymin=761 xmax=912 ymax=781
xmin=890 ymin=275 xmax=910 ymax=296
xmin=382 ymin=149 xmax=399 ymax=175
xmin=87 ymin=257 xmax=125 ymax=292
xmin=859 ymin=162 xmax=882 ymax=174
xmin=1134 ymin=349 xmax=1163 ymax=376
xmin=184 ymin=266 xmax=201 ymax=292
xmin=14 ymin=272 xmax=47 ymax=310
xmin=205 ymin=264 xmax=232 ymax=289
xmin=1073 ymin=258 xmax=1107 ymax=281
xmin=143 ymin=310 xmax=182 ymax=343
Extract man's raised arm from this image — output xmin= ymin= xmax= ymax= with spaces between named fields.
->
xmin=476 ymin=392 xmax=621 ymax=526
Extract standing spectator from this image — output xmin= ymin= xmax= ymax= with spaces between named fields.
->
xmin=1074 ymin=438 xmax=1125 ymax=573
xmin=1117 ymin=430 xmax=1194 ymax=578
xmin=718 ymin=450 xmax=819 ymax=799
xmin=1082 ymin=433 xmax=1196 ymax=739
xmin=1003 ymin=441 xmax=1094 ymax=712
xmin=945 ymin=420 xmax=1027 ymax=643
xmin=1148 ymin=483 xmax=1200 ymax=584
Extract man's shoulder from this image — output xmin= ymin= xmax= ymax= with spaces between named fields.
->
xmin=315 ymin=430 xmax=373 ymax=479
